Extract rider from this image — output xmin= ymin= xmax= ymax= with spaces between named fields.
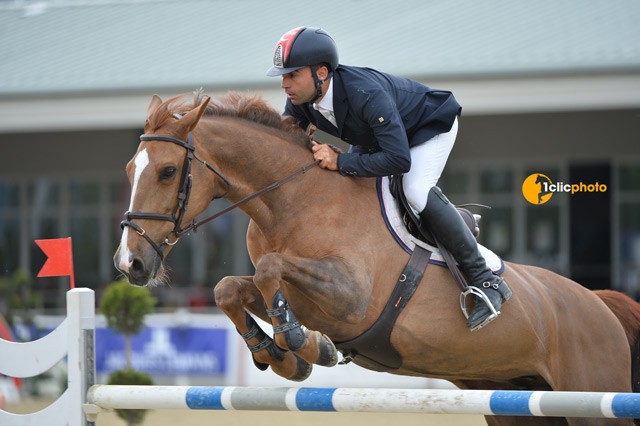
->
xmin=266 ymin=26 xmax=512 ymax=331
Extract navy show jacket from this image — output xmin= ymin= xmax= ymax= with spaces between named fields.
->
xmin=284 ymin=65 xmax=462 ymax=177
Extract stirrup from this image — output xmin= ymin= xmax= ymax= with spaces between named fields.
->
xmin=459 ymin=286 xmax=500 ymax=331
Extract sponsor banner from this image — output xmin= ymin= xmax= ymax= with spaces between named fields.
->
xmin=95 ymin=326 xmax=228 ymax=375
xmin=29 ymin=313 xmax=232 ymax=377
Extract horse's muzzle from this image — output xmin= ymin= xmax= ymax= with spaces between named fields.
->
xmin=113 ymin=246 xmax=161 ymax=286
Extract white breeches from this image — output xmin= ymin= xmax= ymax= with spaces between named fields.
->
xmin=402 ymin=117 xmax=458 ymax=214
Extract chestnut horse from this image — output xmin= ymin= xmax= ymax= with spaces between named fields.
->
xmin=114 ymin=92 xmax=640 ymax=426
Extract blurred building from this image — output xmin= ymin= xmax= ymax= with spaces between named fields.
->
xmin=1 ymin=0 xmax=639 ymax=307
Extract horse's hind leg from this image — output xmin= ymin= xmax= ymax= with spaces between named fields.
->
xmin=213 ymin=275 xmax=312 ymax=381
xmin=540 ymin=313 xmax=633 ymax=425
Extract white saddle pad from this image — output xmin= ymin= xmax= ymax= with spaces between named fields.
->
xmin=377 ymin=176 xmax=504 ymax=274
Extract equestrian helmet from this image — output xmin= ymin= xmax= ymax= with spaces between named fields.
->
xmin=266 ymin=27 xmax=338 ymax=76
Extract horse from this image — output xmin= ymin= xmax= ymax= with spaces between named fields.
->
xmin=113 ymin=91 xmax=640 ymax=426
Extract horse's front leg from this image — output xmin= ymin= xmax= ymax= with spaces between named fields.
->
xmin=213 ymin=275 xmax=312 ymax=381
xmin=254 ymin=252 xmax=369 ymax=368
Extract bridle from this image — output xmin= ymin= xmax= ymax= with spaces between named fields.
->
xmin=121 ymin=131 xmax=318 ymax=260
xmin=121 ymin=132 xmax=229 ymax=260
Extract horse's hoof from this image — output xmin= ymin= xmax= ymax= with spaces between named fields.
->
xmin=251 ymin=356 xmax=269 ymax=371
xmin=316 ymin=334 xmax=338 ymax=367
xmin=287 ymin=356 xmax=313 ymax=382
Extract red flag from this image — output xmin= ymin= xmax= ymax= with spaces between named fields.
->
xmin=35 ymin=237 xmax=75 ymax=289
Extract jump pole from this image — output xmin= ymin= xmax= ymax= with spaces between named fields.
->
xmin=84 ymin=385 xmax=640 ymax=419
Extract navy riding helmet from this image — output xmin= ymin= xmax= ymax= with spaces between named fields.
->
xmin=266 ymin=27 xmax=339 ymax=77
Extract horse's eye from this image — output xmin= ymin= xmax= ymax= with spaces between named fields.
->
xmin=160 ymin=167 xmax=177 ymax=180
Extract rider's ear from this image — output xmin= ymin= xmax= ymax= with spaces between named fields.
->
xmin=177 ymin=96 xmax=211 ymax=133
xmin=316 ymin=64 xmax=329 ymax=82
xmin=146 ymin=95 xmax=163 ymax=122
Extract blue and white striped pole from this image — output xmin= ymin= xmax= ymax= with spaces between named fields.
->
xmin=84 ymin=386 xmax=640 ymax=419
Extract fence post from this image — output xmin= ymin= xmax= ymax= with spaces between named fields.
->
xmin=66 ymin=288 xmax=95 ymax=426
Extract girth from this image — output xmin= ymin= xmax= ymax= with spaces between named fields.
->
xmin=334 ymin=244 xmax=432 ymax=371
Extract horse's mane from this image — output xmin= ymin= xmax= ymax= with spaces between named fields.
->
xmin=147 ymin=90 xmax=309 ymax=146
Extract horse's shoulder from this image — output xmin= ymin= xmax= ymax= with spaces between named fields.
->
xmin=246 ymin=220 xmax=273 ymax=264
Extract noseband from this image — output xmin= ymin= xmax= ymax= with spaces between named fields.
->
xmin=121 ymin=132 xmax=231 ymax=260
xmin=121 ymin=131 xmax=319 ymax=261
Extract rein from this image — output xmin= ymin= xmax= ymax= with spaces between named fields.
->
xmin=178 ymin=159 xmax=319 ymax=236
xmin=121 ymin=131 xmax=319 ymax=260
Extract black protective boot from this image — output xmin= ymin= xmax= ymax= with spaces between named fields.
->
xmin=419 ymin=186 xmax=512 ymax=331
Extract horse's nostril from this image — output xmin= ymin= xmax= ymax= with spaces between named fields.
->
xmin=127 ymin=257 xmax=150 ymax=286
xmin=131 ymin=257 xmax=144 ymax=274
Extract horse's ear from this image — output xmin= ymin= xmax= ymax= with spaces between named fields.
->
xmin=178 ymin=96 xmax=211 ymax=132
xmin=146 ymin=95 xmax=163 ymax=121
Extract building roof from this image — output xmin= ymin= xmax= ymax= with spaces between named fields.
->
xmin=1 ymin=0 xmax=639 ymax=97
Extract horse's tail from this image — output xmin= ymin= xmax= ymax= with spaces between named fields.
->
xmin=595 ymin=289 xmax=640 ymax=393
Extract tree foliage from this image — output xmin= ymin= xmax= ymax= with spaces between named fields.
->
xmin=107 ymin=368 xmax=153 ymax=425
xmin=99 ymin=280 xmax=156 ymax=336
xmin=100 ymin=280 xmax=156 ymax=426
xmin=0 ymin=269 xmax=41 ymax=326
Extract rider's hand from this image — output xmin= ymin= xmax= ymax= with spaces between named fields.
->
xmin=311 ymin=141 xmax=339 ymax=171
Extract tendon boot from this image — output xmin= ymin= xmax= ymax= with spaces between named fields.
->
xmin=418 ymin=186 xmax=512 ymax=331
xmin=267 ymin=289 xmax=306 ymax=351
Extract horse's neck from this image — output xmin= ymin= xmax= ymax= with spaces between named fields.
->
xmin=199 ymin=118 xmax=387 ymax=258
xmin=199 ymin=119 xmax=331 ymax=231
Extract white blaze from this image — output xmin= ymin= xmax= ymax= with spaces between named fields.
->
xmin=118 ymin=148 xmax=149 ymax=271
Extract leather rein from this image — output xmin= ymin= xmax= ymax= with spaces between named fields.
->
xmin=121 ymin=131 xmax=319 ymax=260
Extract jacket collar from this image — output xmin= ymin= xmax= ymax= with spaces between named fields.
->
xmin=331 ymin=69 xmax=348 ymax=136
xmin=313 ymin=77 xmax=335 ymax=113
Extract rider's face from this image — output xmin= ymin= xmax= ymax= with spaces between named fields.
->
xmin=280 ymin=66 xmax=317 ymax=105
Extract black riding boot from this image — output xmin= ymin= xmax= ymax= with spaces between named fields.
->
xmin=419 ymin=187 xmax=512 ymax=331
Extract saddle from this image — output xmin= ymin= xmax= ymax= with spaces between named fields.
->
xmin=334 ymin=176 xmax=482 ymax=371
xmin=388 ymin=175 xmax=481 ymax=243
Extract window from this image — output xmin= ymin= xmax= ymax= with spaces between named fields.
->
xmin=0 ymin=182 xmax=21 ymax=273
xmin=478 ymin=207 xmax=512 ymax=258
xmin=480 ymin=169 xmax=513 ymax=194
xmin=526 ymin=205 xmax=561 ymax=272
xmin=439 ymin=170 xmax=470 ymax=198
xmin=618 ymin=163 xmax=640 ymax=298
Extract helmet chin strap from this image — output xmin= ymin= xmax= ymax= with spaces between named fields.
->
xmin=309 ymin=66 xmax=329 ymax=103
